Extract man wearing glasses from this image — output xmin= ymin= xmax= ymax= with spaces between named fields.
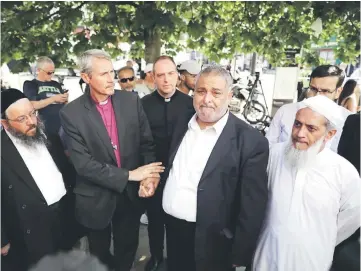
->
xmin=23 ymin=56 xmax=69 ymax=136
xmin=266 ymin=65 xmax=351 ymax=152
xmin=1 ymin=89 xmax=79 ymax=271
xmin=118 ymin=66 xmax=149 ymax=98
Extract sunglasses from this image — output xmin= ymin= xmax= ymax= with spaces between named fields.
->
xmin=119 ymin=76 xmax=135 ymax=83
xmin=40 ymin=68 xmax=55 ymax=75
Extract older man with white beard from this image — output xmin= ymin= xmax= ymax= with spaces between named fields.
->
xmin=252 ymin=95 xmax=360 ymax=271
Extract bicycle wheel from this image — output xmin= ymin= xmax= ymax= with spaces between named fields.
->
xmin=243 ymin=101 xmax=266 ymax=124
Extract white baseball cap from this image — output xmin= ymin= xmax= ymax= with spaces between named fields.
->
xmin=179 ymin=60 xmax=201 ymax=75
xmin=144 ymin=63 xmax=153 ymax=73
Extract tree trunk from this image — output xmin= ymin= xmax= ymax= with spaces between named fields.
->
xmin=144 ymin=27 xmax=162 ymax=63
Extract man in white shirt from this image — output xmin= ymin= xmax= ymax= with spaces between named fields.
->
xmin=266 ymin=65 xmax=351 ymax=152
xmin=1 ymin=89 xmax=79 ymax=271
xmin=253 ymin=95 xmax=360 ymax=271
xmin=162 ymin=65 xmax=269 ymax=271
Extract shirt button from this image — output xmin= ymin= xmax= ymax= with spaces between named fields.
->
xmin=8 ymin=185 xmax=12 ymax=189
xmin=22 ymin=204 xmax=26 ymax=209
xmin=26 ymin=229 xmax=31 ymax=234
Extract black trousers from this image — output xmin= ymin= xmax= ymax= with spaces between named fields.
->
xmin=165 ymin=214 xmax=236 ymax=271
xmin=165 ymin=214 xmax=196 ymax=271
xmin=145 ymin=184 xmax=165 ymax=259
xmin=87 ymin=193 xmax=142 ymax=271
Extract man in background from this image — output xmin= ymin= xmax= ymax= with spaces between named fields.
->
xmin=23 ymin=56 xmax=68 ymax=136
xmin=136 ymin=63 xmax=156 ymax=94
xmin=266 ymin=65 xmax=350 ymax=152
xmin=141 ymin=56 xmax=195 ymax=271
xmin=118 ymin=66 xmax=148 ymax=98
xmin=178 ymin=60 xmax=202 ymax=96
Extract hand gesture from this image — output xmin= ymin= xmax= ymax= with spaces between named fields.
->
xmin=1 ymin=243 xmax=10 ymax=256
xmin=139 ymin=177 xmax=160 ymax=197
xmin=129 ymin=162 xmax=164 ymax=181
xmin=53 ymin=93 xmax=69 ymax=104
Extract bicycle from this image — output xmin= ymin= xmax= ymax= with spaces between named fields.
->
xmin=231 ymin=72 xmax=270 ymax=124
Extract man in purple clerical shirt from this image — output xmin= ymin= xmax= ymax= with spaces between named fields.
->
xmin=60 ymin=49 xmax=162 ymax=271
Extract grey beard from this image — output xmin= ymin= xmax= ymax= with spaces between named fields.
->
xmin=284 ymin=135 xmax=325 ymax=170
xmin=7 ymin=119 xmax=48 ymax=148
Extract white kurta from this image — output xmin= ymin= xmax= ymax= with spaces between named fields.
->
xmin=252 ymin=142 xmax=360 ymax=271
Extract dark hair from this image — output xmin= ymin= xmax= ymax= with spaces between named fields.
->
xmin=153 ymin=56 xmax=177 ymax=73
xmin=338 ymin=79 xmax=358 ymax=105
xmin=310 ymin=65 xmax=345 ymax=88
xmin=178 ymin=69 xmax=188 ymax=75
xmin=118 ymin=66 xmax=135 ymax=77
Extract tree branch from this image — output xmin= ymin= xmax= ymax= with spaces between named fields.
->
xmin=116 ymin=1 xmax=139 ymax=8
xmin=23 ymin=2 xmax=87 ymax=31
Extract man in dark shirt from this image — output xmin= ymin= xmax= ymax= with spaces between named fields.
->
xmin=141 ymin=56 xmax=195 ymax=271
xmin=23 ymin=56 xmax=68 ymax=136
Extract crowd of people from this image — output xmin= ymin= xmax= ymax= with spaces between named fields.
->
xmin=1 ymin=49 xmax=360 ymax=271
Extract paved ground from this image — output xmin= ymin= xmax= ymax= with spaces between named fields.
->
xmin=132 ymin=224 xmax=245 ymax=271
xmin=77 ymin=223 xmax=245 ymax=271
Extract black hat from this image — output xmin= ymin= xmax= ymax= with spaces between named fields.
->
xmin=1 ymin=88 xmax=27 ymax=115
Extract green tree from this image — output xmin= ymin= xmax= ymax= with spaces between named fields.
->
xmin=1 ymin=1 xmax=359 ymax=72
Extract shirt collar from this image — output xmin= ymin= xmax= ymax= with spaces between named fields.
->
xmin=188 ymin=110 xmax=229 ymax=136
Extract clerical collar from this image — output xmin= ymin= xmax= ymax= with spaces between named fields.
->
xmin=91 ymin=95 xmax=110 ymax=106
xmin=99 ymin=99 xmax=109 ymax=105
xmin=155 ymin=89 xmax=179 ymax=102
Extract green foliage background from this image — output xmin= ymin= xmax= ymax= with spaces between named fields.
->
xmin=1 ymin=1 xmax=360 ymax=72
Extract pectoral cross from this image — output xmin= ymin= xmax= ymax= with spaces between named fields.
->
xmin=111 ymin=141 xmax=117 ymax=150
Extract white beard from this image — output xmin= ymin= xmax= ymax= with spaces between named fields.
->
xmin=284 ymin=135 xmax=325 ymax=170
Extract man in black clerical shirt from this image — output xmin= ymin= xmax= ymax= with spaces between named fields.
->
xmin=141 ymin=56 xmax=195 ymax=271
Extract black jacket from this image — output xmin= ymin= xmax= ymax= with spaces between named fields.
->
xmin=59 ymin=91 xmax=156 ymax=230
xmin=338 ymin=113 xmax=360 ymax=174
xmin=1 ymin=131 xmax=76 ymax=269
xmin=333 ymin=113 xmax=360 ymax=271
xmin=164 ymin=113 xmax=269 ymax=270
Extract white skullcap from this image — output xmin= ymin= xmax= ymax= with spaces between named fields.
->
xmin=298 ymin=95 xmax=349 ymax=129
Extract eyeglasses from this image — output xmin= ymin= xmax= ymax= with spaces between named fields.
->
xmin=7 ymin=110 xmax=38 ymax=123
xmin=40 ymin=68 xmax=55 ymax=75
xmin=119 ymin=77 xmax=135 ymax=83
xmin=308 ymin=85 xmax=337 ymax=95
